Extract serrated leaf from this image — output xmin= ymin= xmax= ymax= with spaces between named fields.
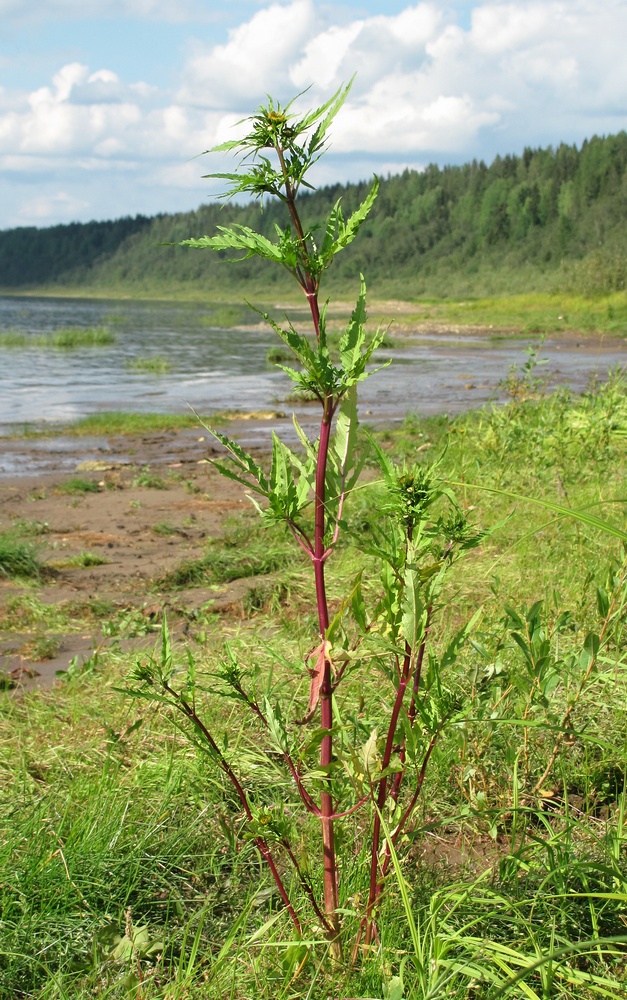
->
xmin=339 ymin=276 xmax=368 ymax=371
xmin=178 ymin=225 xmax=285 ymax=263
xmin=333 ymin=383 xmax=359 ymax=478
xmin=263 ymin=697 xmax=289 ymax=753
xmin=303 ymin=78 xmax=354 ymax=155
xmin=401 ymin=544 xmax=427 ymax=649
xmin=318 ymin=178 xmax=379 ymax=268
xmin=261 ymin=310 xmax=317 ymax=370
xmin=292 ymin=414 xmax=318 ymax=462
xmin=207 ymin=428 xmax=269 ymax=495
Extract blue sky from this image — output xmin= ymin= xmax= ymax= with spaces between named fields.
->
xmin=1 ymin=0 xmax=626 ymax=229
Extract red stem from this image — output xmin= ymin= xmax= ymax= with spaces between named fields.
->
xmin=363 ymin=641 xmax=413 ymax=942
xmin=388 ymin=610 xmax=432 ymax=807
xmin=279 ymin=146 xmax=339 ymax=947
xmin=164 ymin=683 xmax=301 ymax=934
xmin=315 ymin=403 xmax=340 ymax=941
xmin=380 ymin=728 xmax=442 ymax=879
xmin=233 ymin=682 xmax=321 ymax=816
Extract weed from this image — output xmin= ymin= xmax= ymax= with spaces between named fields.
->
xmin=64 ymin=551 xmax=110 ymax=568
xmin=9 ymin=518 xmax=49 ymax=536
xmin=0 ymin=326 xmax=114 ymax=348
xmin=162 ymin=536 xmax=293 ymax=588
xmin=135 ymin=85 xmax=475 ymax=956
xmin=0 ymin=532 xmax=40 ymax=578
xmin=0 ymin=595 xmax=69 ymax=630
xmin=57 ymin=477 xmax=100 ymax=495
xmin=63 ymin=412 xmax=216 ymax=437
xmin=126 ymin=355 xmax=172 ymax=373
xmin=152 ymin=521 xmax=177 ymax=536
xmin=266 ymin=345 xmax=293 ymax=365
xmin=22 ymin=634 xmax=61 ymax=660
xmin=132 ymin=468 xmax=169 ymax=489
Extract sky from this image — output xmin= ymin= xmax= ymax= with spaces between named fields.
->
xmin=1 ymin=0 xmax=626 ymax=230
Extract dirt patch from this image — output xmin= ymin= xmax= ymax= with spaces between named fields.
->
xmin=0 ymin=438 xmax=272 ymax=690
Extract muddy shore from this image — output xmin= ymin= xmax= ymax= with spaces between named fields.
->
xmin=0 ymin=427 xmax=272 ymax=690
xmin=2 ymin=325 xmax=627 ymax=691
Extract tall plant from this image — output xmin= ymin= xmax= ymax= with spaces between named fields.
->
xmin=132 ymin=84 xmax=481 ymax=955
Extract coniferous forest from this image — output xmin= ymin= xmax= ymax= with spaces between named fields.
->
xmin=1 ymin=131 xmax=626 ymax=298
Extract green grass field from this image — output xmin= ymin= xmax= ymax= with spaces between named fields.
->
xmin=2 ymin=361 xmax=627 ymax=997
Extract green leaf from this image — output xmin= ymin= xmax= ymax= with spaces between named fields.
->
xmin=292 ymin=414 xmax=318 ymax=463
xmin=583 ymin=631 xmax=600 ymax=657
xmin=365 ymin=430 xmax=396 ymax=487
xmin=318 ymin=178 xmax=379 ymax=269
xmin=351 ymin=573 xmax=368 ymax=632
xmin=260 ymin=310 xmax=317 ymax=371
xmin=263 ymin=697 xmax=289 ymax=754
xmin=332 ymin=383 xmax=359 ymax=482
xmin=440 ymin=608 xmax=482 ymax=670
xmin=268 ymin=432 xmax=298 ymax=520
xmin=401 ymin=546 xmax=426 ymax=650
xmin=596 ymin=586 xmax=610 ymax=618
xmin=205 ymin=427 xmax=269 ymax=496
xmin=177 ymin=225 xmax=286 ymax=265
xmin=303 ymin=78 xmax=354 ymax=155
xmin=339 ymin=277 xmax=368 ymax=373
xmin=384 ymin=973 xmax=405 ymax=1000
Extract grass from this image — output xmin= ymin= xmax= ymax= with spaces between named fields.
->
xmin=132 ymin=468 xmax=169 ymax=489
xmin=21 ymin=634 xmax=61 ymax=660
xmin=56 ymin=477 xmax=100 ymax=495
xmin=9 ymin=518 xmax=49 ymax=535
xmin=3 ymin=370 xmax=627 ymax=996
xmin=161 ymin=516 xmax=296 ymax=589
xmin=395 ymin=290 xmax=627 ymax=336
xmin=198 ymin=304 xmax=254 ymax=327
xmin=0 ymin=595 xmax=70 ymax=631
xmin=63 ymin=551 xmax=110 ymax=568
xmin=152 ymin=521 xmax=178 ymax=536
xmin=0 ymin=532 xmax=40 ymax=578
xmin=126 ymin=355 xmax=172 ymax=373
xmin=0 ymin=326 xmax=114 ymax=348
xmin=58 ymin=411 xmax=226 ymax=437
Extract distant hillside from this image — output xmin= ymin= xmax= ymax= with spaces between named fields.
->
xmin=0 ymin=216 xmax=153 ymax=288
xmin=1 ymin=132 xmax=626 ymax=299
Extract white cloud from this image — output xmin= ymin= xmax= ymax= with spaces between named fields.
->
xmin=470 ymin=3 xmax=549 ymax=55
xmin=17 ymin=191 xmax=90 ymax=223
xmin=178 ymin=0 xmax=315 ymax=109
xmin=2 ymin=0 xmax=627 ymax=227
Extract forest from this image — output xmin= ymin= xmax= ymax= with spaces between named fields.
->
xmin=1 ymin=131 xmax=626 ymax=298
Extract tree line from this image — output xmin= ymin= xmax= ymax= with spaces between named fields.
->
xmin=1 ymin=132 xmax=626 ymax=296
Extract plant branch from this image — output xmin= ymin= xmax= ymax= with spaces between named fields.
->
xmin=162 ymin=681 xmax=301 ymax=933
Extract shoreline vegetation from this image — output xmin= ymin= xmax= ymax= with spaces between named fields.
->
xmin=1 ymin=291 xmax=625 ymax=339
xmin=2 ymin=115 xmax=627 ymax=996
xmin=2 ymin=371 xmax=627 ymax=996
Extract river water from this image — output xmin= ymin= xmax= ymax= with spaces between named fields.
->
xmin=1 ymin=295 xmax=626 ymax=431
